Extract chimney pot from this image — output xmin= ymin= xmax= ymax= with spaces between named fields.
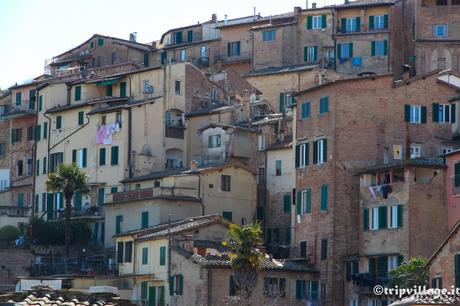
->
xmin=211 ymin=13 xmax=217 ymax=22
xmin=294 ymin=6 xmax=301 ymax=13
xmin=312 ymin=2 xmax=317 ymax=8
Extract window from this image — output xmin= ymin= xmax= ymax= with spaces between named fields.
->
xmin=99 ymin=148 xmax=106 ymax=166
xmin=97 ymin=38 xmax=104 ymax=47
xmin=143 ymin=80 xmax=152 ymax=94
xmin=227 ymin=41 xmax=241 ymax=57
xmin=370 ymin=15 xmax=388 ymax=30
xmin=111 ymin=186 xmax=118 ymax=193
xmin=321 ymin=239 xmax=328 ymax=260
xmin=173 ymin=31 xmax=183 ymax=44
xmin=42 ymin=157 xmax=47 ymax=174
xmin=222 ymin=211 xmax=233 ymax=222
xmin=111 ymin=146 xmax=119 ymax=165
xmin=338 ymin=43 xmax=353 ymax=59
xmin=120 ymin=82 xmax=127 ymax=97
xmin=35 ymin=124 xmax=41 ymax=141
xmin=106 ymin=85 xmax=113 ymax=96
xmin=368 ymin=299 xmax=378 ymax=306
xmin=17 ymin=160 xmax=23 ymax=176
xmin=279 ymin=92 xmax=295 ymax=113
xmin=258 ymin=135 xmax=266 ymax=151
xmin=295 ymin=280 xmax=319 ymax=300
xmin=388 ymin=255 xmax=399 ymax=271
xmin=140 ymin=282 xmax=148 ymax=300
xmin=301 ymin=102 xmax=311 ymax=119
xmin=11 ymin=128 xmax=22 ymax=144
xmin=371 ymin=40 xmax=388 ymax=56
xmin=296 ymin=143 xmax=309 ymax=168
xmin=262 ymin=30 xmax=276 ymax=41
xmin=72 ymin=148 xmax=87 ymax=168
xmin=78 ymin=111 xmax=84 ymax=126
xmin=342 ymin=17 xmax=360 ymax=33
xmin=141 ymin=211 xmax=149 ymax=228
xmin=404 ymin=105 xmax=427 ymax=124
xmin=300 ymin=241 xmax=307 ymax=258
xmin=320 ymin=184 xmax=328 ymax=211
xmin=208 ymin=135 xmax=221 ymax=148
xmin=175 ymin=80 xmax=181 ymax=95
xmin=263 ymin=278 xmax=286 ymax=297
xmin=389 ymin=205 xmax=403 ymax=228
xmin=75 ymin=86 xmax=81 ymax=101
xmin=432 ymin=277 xmax=442 ymax=289
xmin=350 ymin=298 xmax=359 ymax=306
xmin=307 ymin=15 xmax=326 ymax=30
xmin=27 ymin=126 xmax=34 ymax=141
xmin=124 ymin=241 xmax=133 ymax=263
xmin=0 ymin=143 xmax=5 ymax=156
xmin=15 ymin=92 xmax=22 ymax=105
xmin=200 ymin=45 xmax=208 ymax=59
xmin=434 ymin=103 xmax=455 ymax=123
xmin=29 ymin=90 xmax=36 ymax=110
xmin=434 ymin=24 xmax=448 ymax=37
xmin=56 ymin=116 xmax=62 ymax=129
xmin=410 ymin=144 xmax=421 ymax=159
xmin=117 ymin=242 xmax=124 ymax=263
xmin=221 ymin=175 xmax=231 ymax=191
xmin=313 ymin=139 xmax=327 ymax=164
xmin=187 ymin=30 xmax=193 ymax=42
xmin=0 ymin=105 xmax=9 ymax=121
xmin=283 ymin=194 xmax=291 ymax=213
xmin=141 ymin=247 xmax=148 ymax=265
xmin=442 ymin=147 xmax=453 ymax=155
xmin=159 ymin=246 xmax=166 ymax=265
xmin=36 ymin=159 xmax=40 ymax=176
xmin=27 ymin=158 xmax=32 ymax=176
xmin=171 ymin=274 xmax=184 ymax=295
xmin=98 ymin=188 xmax=105 ymax=206
xmin=275 ymin=160 xmax=282 ymax=176
xmin=111 ymin=51 xmax=116 ymax=65
xmin=302 ymin=189 xmax=311 ymax=214
xmin=346 ymin=261 xmax=359 ymax=281
xmin=43 ymin=122 xmax=47 ymax=139
xmin=304 ymin=46 xmax=318 ymax=62
xmin=319 ymin=97 xmax=329 ymax=114
xmin=179 ymin=48 xmax=186 ymax=61
xmin=49 ymin=152 xmax=63 ymax=173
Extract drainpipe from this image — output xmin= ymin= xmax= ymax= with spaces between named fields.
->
xmin=128 ymin=75 xmax=133 ymax=178
xmin=167 ymin=216 xmax=171 ymax=305
xmin=332 ymin=9 xmax=337 ymax=71
xmin=207 ymin=267 xmax=212 ymax=306
xmin=32 ymin=88 xmax=39 ymax=217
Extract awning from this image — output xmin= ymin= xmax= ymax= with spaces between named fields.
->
xmin=96 ymin=78 xmax=120 ymax=86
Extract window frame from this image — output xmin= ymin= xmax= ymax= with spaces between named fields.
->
xmin=221 ymin=174 xmax=231 ymax=192
xmin=312 ymin=15 xmax=322 ymax=29
xmin=409 ymin=105 xmax=421 ymax=123
xmin=434 ymin=24 xmax=448 ymax=38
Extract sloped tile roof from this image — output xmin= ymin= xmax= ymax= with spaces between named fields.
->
xmin=389 ymin=293 xmax=460 ymax=306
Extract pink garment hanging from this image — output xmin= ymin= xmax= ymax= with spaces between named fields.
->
xmin=96 ymin=126 xmax=104 ymax=144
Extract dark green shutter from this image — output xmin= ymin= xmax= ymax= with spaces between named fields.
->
xmin=322 ymin=15 xmax=327 ymax=29
xmin=161 ymin=51 xmax=167 ymax=65
xmin=384 ymin=14 xmax=389 ymax=29
xmin=116 ymin=215 xmax=122 ymax=234
xmin=120 ymin=82 xmax=127 ymax=97
xmin=169 ymin=276 xmax=174 ymax=296
xmin=307 ymin=16 xmax=312 ymax=29
xmin=313 ymin=141 xmax=318 ymax=164
xmin=142 ymin=247 xmax=148 ymax=264
xmin=323 ymin=138 xmax=327 ymax=162
xmin=378 ymin=256 xmax=388 ymax=277
xmin=56 ymin=116 xmax=62 ymax=129
xmin=421 ymin=106 xmax=427 ymax=123
xmin=306 ymin=189 xmax=311 ymax=213
xmin=295 ymin=145 xmax=300 ymax=168
xmin=75 ymin=86 xmax=81 ymax=101
xmin=305 ymin=143 xmax=309 ymax=165
xmin=43 ymin=122 xmax=48 ymax=139
xmin=320 ymin=185 xmax=328 ymax=211
xmin=313 ymin=46 xmax=318 ymax=62
xmin=36 ymin=160 xmax=40 ymax=176
xmin=383 ymin=40 xmax=388 ymax=56
xmin=350 ymin=43 xmax=354 ymax=57
xmin=141 ymin=282 xmax=148 ymax=300
xmin=99 ymin=148 xmax=106 ymax=165
xmin=337 ymin=43 xmax=342 ymax=58
xmin=369 ymin=16 xmax=375 ymax=30
xmin=149 ymin=287 xmax=156 ymax=306
xmin=371 ymin=41 xmax=376 ymax=56
xmin=141 ymin=211 xmax=149 ymax=228
xmin=144 ymin=53 xmax=149 ymax=67
xmin=160 ymin=246 xmax=166 ymax=265
xmin=78 ymin=111 xmax=84 ymax=125
xmin=378 ymin=206 xmax=387 ymax=229
xmin=363 ymin=208 xmax=369 ymax=231
xmin=39 ymin=95 xmax=43 ymax=111
xmin=178 ymin=274 xmax=184 ymax=294
xmin=432 ymin=103 xmax=440 ymax=122
xmin=82 ymin=148 xmax=87 ymax=167
xmin=106 ymin=85 xmax=113 ymax=96
xmin=455 ymin=254 xmax=460 ymax=288
xmin=341 ymin=18 xmax=346 ymax=32
xmin=452 ymin=103 xmax=456 ymax=123
xmin=397 ymin=204 xmax=404 ymax=227
xmin=283 ymin=194 xmax=291 ymax=213
xmin=404 ymin=105 xmax=411 ymax=122
xmin=279 ymin=93 xmax=285 ymax=112
xmin=111 ymin=146 xmax=119 ymax=165
xmin=356 ymin=17 xmax=361 ymax=32
xmin=346 ymin=262 xmax=352 ymax=281
xmin=296 ymin=280 xmax=302 ymax=299
xmin=297 ymin=191 xmax=302 ymax=215
xmin=188 ymin=30 xmax=193 ymax=42
xmin=311 ymin=280 xmax=318 ymax=300
xmin=98 ymin=188 xmax=105 ymax=205
xmin=72 ymin=149 xmax=76 ymax=164
xmin=223 ymin=211 xmax=233 ymax=221
xmin=304 ymin=46 xmax=308 ymax=62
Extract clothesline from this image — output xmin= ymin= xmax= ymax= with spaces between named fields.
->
xmin=96 ymin=122 xmax=120 ymax=145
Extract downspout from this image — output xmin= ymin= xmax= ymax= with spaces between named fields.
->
xmin=32 ymin=88 xmax=39 ymax=216
xmin=128 ymin=75 xmax=133 ymax=178
xmin=167 ymin=216 xmax=171 ymax=305
xmin=43 ymin=111 xmax=52 ymax=172
xmin=207 ymin=267 xmax=212 ymax=306
xmin=332 ymin=9 xmax=337 ymax=71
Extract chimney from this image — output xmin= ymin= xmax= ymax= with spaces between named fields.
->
xmin=151 ymin=41 xmax=156 ymax=49
xmin=129 ymin=32 xmax=137 ymax=42
xmin=312 ymin=2 xmax=317 ymax=8
xmin=224 ymin=14 xmax=228 ymax=25
xmin=344 ymin=0 xmax=349 ymax=3
xmin=306 ymin=0 xmax=309 ymax=9
xmin=190 ymin=160 xmax=199 ymax=171
xmin=211 ymin=13 xmax=217 ymax=22
xmin=294 ymin=6 xmax=301 ymax=13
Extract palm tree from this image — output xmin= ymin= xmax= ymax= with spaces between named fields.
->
xmin=46 ymin=163 xmax=89 ymax=258
xmin=224 ymin=222 xmax=265 ymax=305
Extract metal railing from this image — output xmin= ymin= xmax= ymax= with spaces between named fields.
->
xmin=106 ymin=186 xmax=200 ymax=204
xmin=0 ymin=205 xmax=31 ymax=217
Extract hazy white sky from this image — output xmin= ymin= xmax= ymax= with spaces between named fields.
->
xmin=0 ymin=0 xmax=343 ymax=89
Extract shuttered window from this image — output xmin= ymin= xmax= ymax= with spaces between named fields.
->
xmin=141 ymin=211 xmax=149 ymax=228
xmin=320 ymin=184 xmax=328 ymax=211
xmin=99 ymin=148 xmax=106 ymax=166
xmin=75 ymin=86 xmax=81 ymax=101
xmin=115 ymin=215 xmax=123 ymax=234
xmin=159 ymin=246 xmax=166 ymax=265
xmin=111 ymin=146 xmax=119 ymax=165
xmin=142 ymin=247 xmax=148 ymax=265
xmin=283 ymin=194 xmax=291 ymax=213
xmin=56 ymin=116 xmax=62 ymax=129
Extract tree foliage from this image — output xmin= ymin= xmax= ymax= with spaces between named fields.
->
xmin=0 ymin=225 xmax=20 ymax=241
xmin=389 ymin=257 xmax=429 ymax=288
xmin=30 ymin=217 xmax=91 ymax=245
xmin=223 ymin=222 xmax=265 ymax=304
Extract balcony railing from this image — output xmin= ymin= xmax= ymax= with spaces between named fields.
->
xmin=336 ymin=25 xmax=388 ymax=34
xmin=352 ymin=272 xmax=392 ymax=294
xmin=106 ymin=186 xmax=200 ymax=204
xmin=55 ymin=206 xmax=103 ymax=219
xmin=0 ymin=205 xmax=31 ymax=217
xmin=216 ymin=51 xmax=251 ymax=63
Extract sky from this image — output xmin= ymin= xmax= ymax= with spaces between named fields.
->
xmin=0 ymin=0 xmax=343 ymax=89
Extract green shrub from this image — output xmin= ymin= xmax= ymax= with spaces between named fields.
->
xmin=0 ymin=225 xmax=20 ymax=241
xmin=29 ymin=217 xmax=92 ymax=245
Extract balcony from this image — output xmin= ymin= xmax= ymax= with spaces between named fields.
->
xmin=4 ymin=106 xmax=36 ymax=119
xmin=55 ymin=206 xmax=103 ymax=220
xmin=0 ymin=205 xmax=31 ymax=218
xmin=352 ymin=273 xmax=392 ymax=294
xmin=216 ymin=51 xmax=251 ymax=64
xmin=336 ymin=25 xmax=389 ymax=34
xmin=105 ymin=186 xmax=200 ymax=204
xmin=165 ymin=121 xmax=185 ymax=139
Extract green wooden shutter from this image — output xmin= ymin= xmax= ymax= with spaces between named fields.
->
xmin=369 ymin=16 xmax=375 ymax=30
xmin=149 ymin=286 xmax=156 ymax=306
xmin=295 ymin=145 xmax=300 ymax=168
xmin=36 ymin=160 xmax=40 ymax=176
xmin=337 ymin=43 xmax=342 ymax=58
xmin=223 ymin=211 xmax=233 ymax=221
xmin=404 ymin=105 xmax=411 ymax=122
xmin=378 ymin=206 xmax=387 ymax=229
xmin=75 ymin=86 xmax=81 ymax=101
xmin=169 ymin=276 xmax=174 ymax=296
xmin=304 ymin=46 xmax=308 ymax=62
xmin=106 ymin=85 xmax=113 ymax=96
xmin=43 ymin=122 xmax=48 ymax=139
xmin=305 ymin=143 xmax=309 ymax=165
xmin=178 ymin=274 xmax=184 ymax=295
xmin=346 ymin=262 xmax=352 ymax=281
xmin=296 ymin=280 xmax=302 ymax=299
xmin=297 ymin=191 xmax=302 ymax=215
xmin=306 ymin=189 xmax=311 ymax=213
xmin=313 ymin=141 xmax=318 ymax=164
xmin=397 ymin=204 xmax=403 ymax=227
xmin=56 ymin=116 xmax=62 ymax=129
xmin=98 ymin=187 xmax=105 ymax=205
xmin=452 ymin=104 xmax=456 ymax=123
xmin=111 ymin=146 xmax=119 ymax=165
xmin=279 ymin=93 xmax=285 ymax=112
xmin=35 ymin=125 xmax=41 ymax=141
xmin=283 ymin=194 xmax=291 ymax=213
xmin=116 ymin=215 xmax=122 ymax=234
xmin=378 ymin=256 xmax=388 ymax=278
xmin=160 ymin=246 xmax=166 ymax=265
xmin=320 ymin=185 xmax=328 ymax=211
xmin=432 ymin=103 xmax=440 ymax=122
xmin=99 ymin=148 xmax=106 ymax=165
xmin=307 ymin=16 xmax=312 ymax=29
xmin=455 ymin=254 xmax=460 ymax=288
xmin=323 ymin=138 xmax=328 ymax=162
xmin=82 ymin=148 xmax=87 ymax=167
xmin=120 ymin=82 xmax=127 ymax=97
xmin=313 ymin=46 xmax=318 ymax=62
xmin=363 ymin=208 xmax=369 ymax=231
xmin=356 ymin=17 xmax=361 ymax=32
xmin=322 ymin=15 xmax=327 ymax=29
xmin=141 ymin=211 xmax=149 ymax=228
xmin=142 ymin=247 xmax=148 ymax=265
xmin=78 ymin=111 xmax=84 ymax=125
xmin=371 ymin=41 xmax=376 ymax=56
xmin=311 ymin=280 xmax=319 ymax=300
xmin=161 ymin=51 xmax=167 ymax=65
xmin=349 ymin=43 xmax=354 ymax=57
xmin=39 ymin=95 xmax=43 ymax=111
xmin=72 ymin=149 xmax=76 ymax=164
xmin=141 ymin=282 xmax=148 ymax=300
xmin=383 ymin=40 xmax=388 ymax=56
xmin=341 ymin=18 xmax=346 ymax=32
xmin=384 ymin=14 xmax=389 ymax=29
xmin=421 ymin=106 xmax=427 ymax=123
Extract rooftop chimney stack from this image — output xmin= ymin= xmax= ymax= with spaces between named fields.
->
xmin=211 ymin=13 xmax=217 ymax=22
xmin=306 ymin=0 xmax=309 ymax=9
xmin=312 ymin=2 xmax=317 ymax=8
xmin=345 ymin=0 xmax=349 ymax=3
xmin=253 ymin=6 xmax=256 ymax=19
xmin=129 ymin=32 xmax=137 ymax=43
xmin=224 ymin=14 xmax=228 ymax=25
xmin=294 ymin=6 xmax=302 ymax=13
